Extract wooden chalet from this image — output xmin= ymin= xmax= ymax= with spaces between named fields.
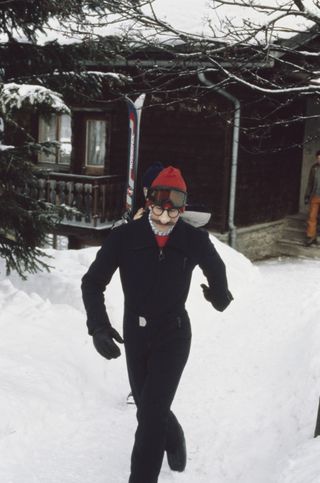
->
xmin=2 ymin=33 xmax=320 ymax=258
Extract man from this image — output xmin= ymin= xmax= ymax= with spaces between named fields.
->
xmin=81 ymin=166 xmax=233 ymax=483
xmin=305 ymin=150 xmax=320 ymax=246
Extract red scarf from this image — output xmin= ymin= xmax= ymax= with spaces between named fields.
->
xmin=155 ymin=235 xmax=169 ymax=248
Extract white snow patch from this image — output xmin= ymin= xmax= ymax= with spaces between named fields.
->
xmin=0 ymin=236 xmax=320 ymax=482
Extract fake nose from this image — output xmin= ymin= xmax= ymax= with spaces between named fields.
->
xmin=158 ymin=210 xmax=171 ymax=223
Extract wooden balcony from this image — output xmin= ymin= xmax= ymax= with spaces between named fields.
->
xmin=35 ymin=171 xmax=126 ymax=233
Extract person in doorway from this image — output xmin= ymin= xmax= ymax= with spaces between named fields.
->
xmin=81 ymin=166 xmax=233 ymax=483
xmin=304 ymin=150 xmax=320 ymax=246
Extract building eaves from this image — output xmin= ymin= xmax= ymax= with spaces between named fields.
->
xmin=272 ymin=23 xmax=319 ymax=59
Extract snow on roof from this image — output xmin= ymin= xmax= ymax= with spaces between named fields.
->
xmin=85 ymin=71 xmax=131 ymax=84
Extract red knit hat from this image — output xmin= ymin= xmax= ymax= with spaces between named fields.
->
xmin=148 ymin=166 xmax=187 ymax=210
xmin=151 ymin=166 xmax=187 ymax=192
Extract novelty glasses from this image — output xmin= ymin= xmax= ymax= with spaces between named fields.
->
xmin=151 ymin=205 xmax=180 ymax=218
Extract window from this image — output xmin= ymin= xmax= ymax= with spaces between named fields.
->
xmin=85 ymin=119 xmax=108 ymax=167
xmin=38 ymin=114 xmax=72 ymax=165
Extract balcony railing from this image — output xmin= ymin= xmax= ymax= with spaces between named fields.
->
xmin=35 ymin=171 xmax=126 ymax=229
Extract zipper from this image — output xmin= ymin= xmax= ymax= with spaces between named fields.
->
xmin=159 ymin=248 xmax=165 ymax=261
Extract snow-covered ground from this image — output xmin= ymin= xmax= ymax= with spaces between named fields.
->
xmin=1 ymin=237 xmax=320 ymax=483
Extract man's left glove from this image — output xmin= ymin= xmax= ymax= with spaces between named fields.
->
xmin=92 ymin=326 xmax=124 ymax=360
xmin=201 ymin=284 xmax=233 ymax=312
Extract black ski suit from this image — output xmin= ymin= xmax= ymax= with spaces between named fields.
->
xmin=81 ymin=214 xmax=232 ymax=483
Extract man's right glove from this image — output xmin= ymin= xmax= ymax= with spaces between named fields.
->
xmin=92 ymin=326 xmax=124 ymax=360
xmin=201 ymin=284 xmax=233 ymax=312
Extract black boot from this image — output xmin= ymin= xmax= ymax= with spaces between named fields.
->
xmin=166 ymin=423 xmax=187 ymax=472
xmin=305 ymin=237 xmax=317 ymax=247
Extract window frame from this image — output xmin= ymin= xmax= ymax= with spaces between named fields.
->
xmin=38 ymin=113 xmax=72 ymax=168
xmin=82 ymin=113 xmax=111 ymax=175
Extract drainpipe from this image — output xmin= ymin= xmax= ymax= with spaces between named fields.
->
xmin=198 ymin=71 xmax=240 ymax=248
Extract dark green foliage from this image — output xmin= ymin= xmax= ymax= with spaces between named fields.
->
xmin=0 ymin=144 xmax=61 ymax=278
xmin=0 ymin=1 xmax=134 ymax=278
xmin=1 ymin=42 xmax=81 ymax=79
xmin=0 ymin=39 xmax=132 ymax=106
xmin=0 ymin=0 xmax=85 ymax=41
xmin=0 ymin=87 xmax=67 ymax=278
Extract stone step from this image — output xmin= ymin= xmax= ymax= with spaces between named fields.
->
xmin=280 ymin=233 xmax=306 ymax=244
xmin=283 ymin=225 xmax=306 ymax=234
xmin=277 ymin=240 xmax=320 ymax=258
xmin=286 ymin=213 xmax=307 ymax=220
xmin=284 ymin=218 xmax=307 ymax=230
xmin=279 ymin=236 xmax=307 ymax=246
xmin=281 ymin=226 xmax=320 ymax=240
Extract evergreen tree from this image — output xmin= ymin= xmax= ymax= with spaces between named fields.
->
xmin=0 ymin=82 xmax=69 ymax=278
xmin=0 ymin=0 xmax=132 ymax=278
xmin=0 ymin=0 xmax=85 ymax=41
xmin=0 ymin=0 xmax=88 ymax=277
xmin=0 ymin=144 xmax=59 ymax=279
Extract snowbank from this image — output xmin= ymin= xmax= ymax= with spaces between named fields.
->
xmin=1 ymin=238 xmax=320 ymax=483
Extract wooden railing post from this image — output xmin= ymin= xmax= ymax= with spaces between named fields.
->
xmin=84 ymin=183 xmax=92 ymax=223
xmin=66 ymin=182 xmax=74 ymax=220
xmin=74 ymin=183 xmax=84 ymax=221
xmin=48 ymin=180 xmax=57 ymax=205
xmin=38 ymin=178 xmax=46 ymax=201
xmin=34 ymin=171 xmax=126 ymax=228
xmin=100 ymin=184 xmax=106 ymax=223
xmin=57 ymin=181 xmax=66 ymax=206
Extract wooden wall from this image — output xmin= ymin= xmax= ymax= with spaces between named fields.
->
xmin=137 ymin=96 xmax=231 ymax=231
xmin=235 ymin=96 xmax=305 ymax=227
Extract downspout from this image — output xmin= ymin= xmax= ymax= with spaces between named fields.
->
xmin=198 ymin=72 xmax=240 ymax=248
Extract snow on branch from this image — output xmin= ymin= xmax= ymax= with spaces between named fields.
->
xmin=0 ymin=83 xmax=70 ymax=115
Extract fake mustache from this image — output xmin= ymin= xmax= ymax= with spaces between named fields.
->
xmin=153 ymin=219 xmax=175 ymax=227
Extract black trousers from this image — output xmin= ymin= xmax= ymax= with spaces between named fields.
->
xmin=124 ymin=310 xmax=191 ymax=483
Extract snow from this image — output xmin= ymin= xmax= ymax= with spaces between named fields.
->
xmin=1 ymin=83 xmax=70 ymax=114
xmin=1 ymin=234 xmax=320 ymax=482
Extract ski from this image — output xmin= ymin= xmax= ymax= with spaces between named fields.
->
xmin=125 ymin=93 xmax=146 ymax=218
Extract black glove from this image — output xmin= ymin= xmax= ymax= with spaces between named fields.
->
xmin=304 ymin=195 xmax=310 ymax=205
xmin=201 ymin=283 xmax=233 ymax=312
xmin=92 ymin=326 xmax=124 ymax=360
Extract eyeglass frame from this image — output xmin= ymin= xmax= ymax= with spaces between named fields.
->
xmin=150 ymin=204 xmax=180 ymax=218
